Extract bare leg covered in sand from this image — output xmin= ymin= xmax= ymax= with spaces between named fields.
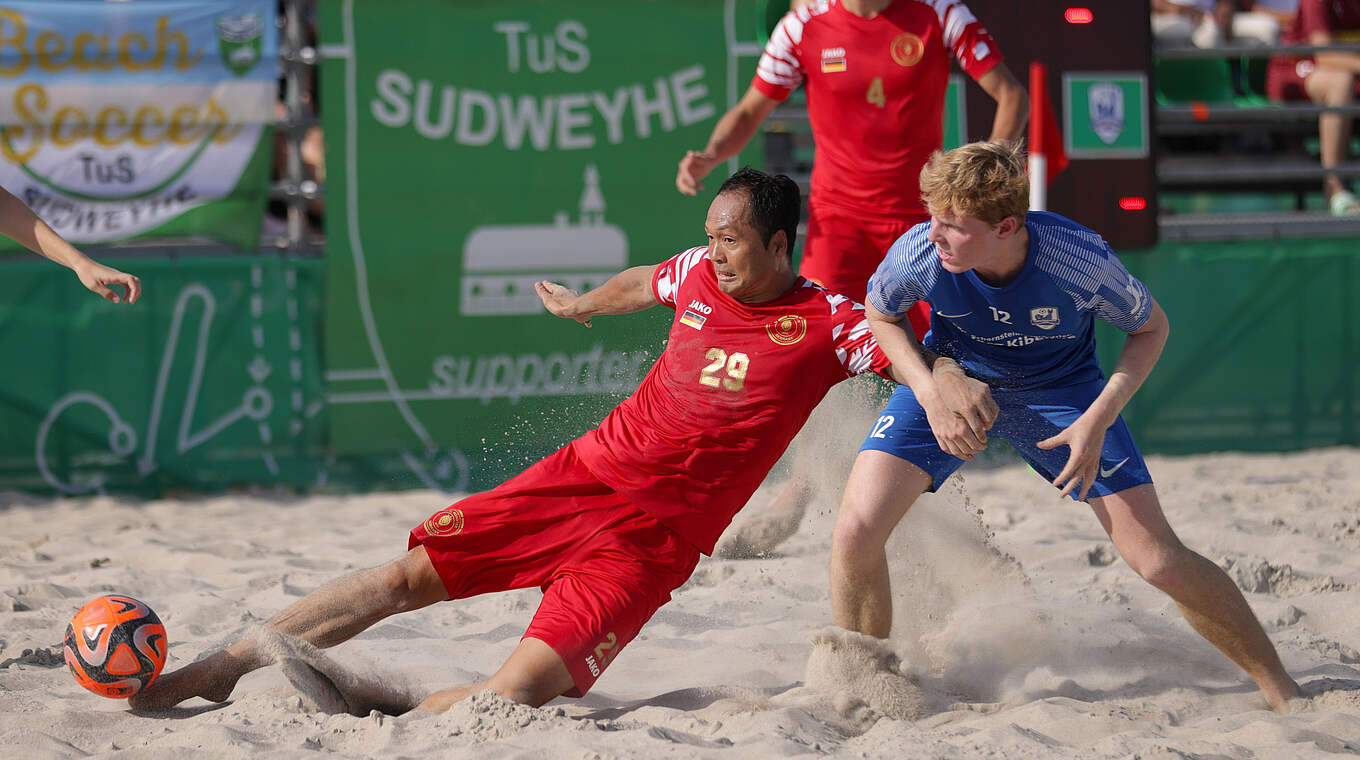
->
xmin=829 ymin=450 xmax=933 ymax=637
xmin=1090 ymin=483 xmax=1300 ymax=710
xmin=128 ymin=546 xmax=572 ymax=713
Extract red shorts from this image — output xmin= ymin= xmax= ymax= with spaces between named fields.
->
xmin=408 ymin=442 xmax=700 ymax=697
xmin=802 ymin=202 xmax=931 ymax=340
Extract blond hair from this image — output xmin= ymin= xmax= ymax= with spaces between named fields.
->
xmin=918 ymin=140 xmax=1029 ymax=226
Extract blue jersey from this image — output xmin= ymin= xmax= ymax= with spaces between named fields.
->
xmin=867 ymin=211 xmax=1153 ymax=390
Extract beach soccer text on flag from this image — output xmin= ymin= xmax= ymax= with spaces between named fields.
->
xmin=0 ymin=0 xmax=277 ymax=250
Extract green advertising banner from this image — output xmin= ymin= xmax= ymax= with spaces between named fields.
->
xmin=0 ymin=1 xmax=278 ymax=251
xmin=319 ymin=0 xmax=762 ymax=490
xmin=0 ymin=256 xmax=325 ymax=496
xmin=1063 ymin=72 xmax=1149 ymax=159
xmin=1097 ymin=239 xmax=1357 ymax=453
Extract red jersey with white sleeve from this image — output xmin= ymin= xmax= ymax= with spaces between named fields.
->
xmin=573 ymin=247 xmax=891 ymax=554
xmin=753 ymin=0 xmax=1004 ymax=220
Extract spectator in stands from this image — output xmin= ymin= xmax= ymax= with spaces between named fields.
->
xmin=1267 ymin=0 xmax=1360 ymax=215
xmin=1248 ymin=0 xmax=1300 ymax=31
xmin=268 ymin=100 xmax=325 ymax=236
xmin=0 ymin=187 xmax=140 ymax=305
xmin=1152 ymin=0 xmax=1284 ymax=47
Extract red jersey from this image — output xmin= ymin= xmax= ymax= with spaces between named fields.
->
xmin=752 ymin=0 xmax=1003 ymax=220
xmin=573 ymin=247 xmax=891 ymax=554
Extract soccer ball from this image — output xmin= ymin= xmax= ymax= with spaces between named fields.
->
xmin=64 ymin=595 xmax=167 ymax=698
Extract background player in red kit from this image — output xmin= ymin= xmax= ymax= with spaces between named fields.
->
xmin=128 ymin=168 xmax=909 ymax=714
xmin=677 ymin=0 xmax=1027 ymax=321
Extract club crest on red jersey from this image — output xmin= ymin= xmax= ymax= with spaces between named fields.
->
xmin=890 ymin=33 xmax=924 ymax=67
xmin=424 ymin=508 xmax=465 ymax=536
xmin=766 ymin=314 xmax=808 ymax=346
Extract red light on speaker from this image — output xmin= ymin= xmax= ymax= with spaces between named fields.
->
xmin=1064 ymin=7 xmax=1094 ymax=24
xmin=1119 ymin=197 xmax=1148 ymax=211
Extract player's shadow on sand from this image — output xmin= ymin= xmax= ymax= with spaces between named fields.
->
xmin=575 ymin=683 xmax=799 ymax=721
xmin=1298 ymin=675 xmax=1360 ymax=704
xmin=128 ymin=701 xmax=232 ymax=719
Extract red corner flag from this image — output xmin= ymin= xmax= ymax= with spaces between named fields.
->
xmin=1028 ymin=61 xmax=1069 ymax=211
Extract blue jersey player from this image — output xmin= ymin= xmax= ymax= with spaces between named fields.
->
xmin=829 ymin=141 xmax=1300 ymax=711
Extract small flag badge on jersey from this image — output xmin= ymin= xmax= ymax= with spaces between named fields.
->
xmin=821 ymin=47 xmax=847 ymax=73
xmin=680 ymin=309 xmax=707 ymax=330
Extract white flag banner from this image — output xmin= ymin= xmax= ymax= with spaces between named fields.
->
xmin=0 ymin=0 xmax=277 ymax=247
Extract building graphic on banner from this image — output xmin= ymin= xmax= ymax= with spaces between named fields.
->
xmin=461 ymin=164 xmax=627 ymax=316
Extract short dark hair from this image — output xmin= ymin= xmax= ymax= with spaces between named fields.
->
xmin=717 ymin=167 xmax=800 ymax=256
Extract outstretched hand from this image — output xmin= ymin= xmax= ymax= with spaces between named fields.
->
xmin=535 ymin=281 xmax=590 ymax=327
xmin=1036 ymin=414 xmax=1109 ymax=500
xmin=75 ymin=260 xmax=141 ymax=304
xmin=676 ymin=150 xmax=718 ymax=196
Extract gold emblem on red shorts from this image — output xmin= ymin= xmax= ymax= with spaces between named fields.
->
xmin=890 ymin=32 xmax=924 ymax=67
xmin=424 ymin=508 xmax=464 ymax=536
xmin=766 ymin=314 xmax=808 ymax=346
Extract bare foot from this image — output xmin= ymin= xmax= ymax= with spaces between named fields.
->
xmin=1264 ymin=678 xmax=1302 ymax=713
xmin=128 ymin=650 xmax=247 ymax=711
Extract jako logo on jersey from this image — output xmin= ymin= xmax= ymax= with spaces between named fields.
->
xmin=766 ymin=314 xmax=808 ymax=345
xmin=687 ymin=299 xmax=713 ymax=315
xmin=821 ymin=46 xmax=847 ymax=73
xmin=680 ymin=309 xmax=708 ymax=330
xmin=585 ymin=654 xmax=600 ymax=677
xmin=890 ymin=32 xmax=924 ymax=66
xmin=1030 ymin=307 xmax=1060 ymax=330
xmin=424 ymin=508 xmax=465 ymax=537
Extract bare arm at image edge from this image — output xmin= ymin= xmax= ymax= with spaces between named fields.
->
xmin=0 ymin=187 xmax=141 ymax=304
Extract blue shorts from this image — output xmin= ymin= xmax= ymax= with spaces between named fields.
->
xmin=861 ymin=380 xmax=1152 ymax=500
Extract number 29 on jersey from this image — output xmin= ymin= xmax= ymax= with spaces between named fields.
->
xmin=699 ymin=348 xmax=749 ymax=391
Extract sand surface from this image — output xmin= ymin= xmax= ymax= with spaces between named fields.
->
xmin=3 ymin=443 xmax=1359 ymax=758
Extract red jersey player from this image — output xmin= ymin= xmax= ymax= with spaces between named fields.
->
xmin=679 ymin=0 xmax=1025 ymax=560
xmin=678 ymin=0 xmax=1027 ymax=329
xmin=128 ymin=168 xmax=906 ymax=715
